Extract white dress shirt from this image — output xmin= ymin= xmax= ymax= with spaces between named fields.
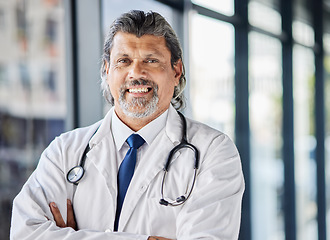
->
xmin=111 ymin=109 xmax=168 ymax=170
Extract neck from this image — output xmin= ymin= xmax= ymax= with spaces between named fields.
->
xmin=114 ymin=108 xmax=166 ymax=132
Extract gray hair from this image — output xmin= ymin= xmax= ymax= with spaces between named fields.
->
xmin=100 ymin=10 xmax=186 ymax=110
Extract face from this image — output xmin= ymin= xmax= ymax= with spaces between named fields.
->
xmin=105 ymin=32 xmax=182 ymax=123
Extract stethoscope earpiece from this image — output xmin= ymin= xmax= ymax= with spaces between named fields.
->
xmin=159 ymin=199 xmax=169 ymax=206
xmin=159 ymin=195 xmax=186 ymax=206
xmin=176 ymin=196 xmax=186 ymax=203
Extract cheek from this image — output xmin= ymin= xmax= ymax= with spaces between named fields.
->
xmin=158 ymin=81 xmax=176 ymax=101
xmin=106 ymin=75 xmax=120 ymax=98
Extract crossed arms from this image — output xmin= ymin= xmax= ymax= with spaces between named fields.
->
xmin=49 ymin=199 xmax=172 ymax=240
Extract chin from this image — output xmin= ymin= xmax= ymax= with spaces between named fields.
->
xmin=123 ymin=106 xmax=158 ymax=119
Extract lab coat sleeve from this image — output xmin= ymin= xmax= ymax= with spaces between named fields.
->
xmin=10 ymin=136 xmax=148 ymax=240
xmin=176 ymin=134 xmax=245 ymax=240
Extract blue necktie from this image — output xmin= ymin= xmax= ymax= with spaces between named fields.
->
xmin=114 ymin=134 xmax=145 ymax=231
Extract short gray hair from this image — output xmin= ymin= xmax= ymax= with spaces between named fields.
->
xmin=100 ymin=10 xmax=186 ymax=110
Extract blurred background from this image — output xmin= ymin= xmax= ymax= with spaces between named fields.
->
xmin=0 ymin=0 xmax=329 ymax=239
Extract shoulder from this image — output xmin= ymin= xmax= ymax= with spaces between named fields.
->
xmin=56 ymin=107 xmax=114 ymax=147
xmin=44 ymin=120 xmax=102 ymax=160
xmin=185 ymin=116 xmax=230 ymax=144
xmin=57 ymin=121 xmax=102 ymax=145
xmin=185 ymin=116 xmax=239 ymax=161
xmin=34 ymin=120 xmax=103 ymax=174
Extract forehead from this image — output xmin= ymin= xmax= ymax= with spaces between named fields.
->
xmin=110 ymin=32 xmax=170 ymax=57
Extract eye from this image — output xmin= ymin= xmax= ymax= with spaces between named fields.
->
xmin=145 ymin=59 xmax=159 ymax=64
xmin=117 ymin=58 xmax=130 ymax=64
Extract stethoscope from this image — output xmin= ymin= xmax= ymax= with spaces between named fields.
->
xmin=67 ymin=112 xmax=200 ymax=207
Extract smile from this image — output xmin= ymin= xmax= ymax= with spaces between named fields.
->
xmin=128 ymin=88 xmax=151 ymax=93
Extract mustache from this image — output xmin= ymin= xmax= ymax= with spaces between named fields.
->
xmin=119 ymin=78 xmax=158 ymax=96
xmin=126 ymin=78 xmax=155 ymax=87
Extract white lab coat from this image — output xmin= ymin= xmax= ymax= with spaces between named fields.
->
xmin=10 ymin=105 xmax=245 ymax=240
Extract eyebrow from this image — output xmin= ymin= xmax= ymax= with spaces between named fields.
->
xmin=114 ymin=50 xmax=165 ymax=58
xmin=146 ymin=49 xmax=165 ymax=58
xmin=117 ymin=53 xmax=129 ymax=57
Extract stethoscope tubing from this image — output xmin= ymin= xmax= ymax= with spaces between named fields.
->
xmin=159 ymin=111 xmax=200 ymax=206
xmin=67 ymin=111 xmax=200 ymax=206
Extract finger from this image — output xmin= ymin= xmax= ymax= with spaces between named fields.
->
xmin=66 ymin=199 xmax=77 ymax=230
xmin=49 ymin=202 xmax=66 ymax=228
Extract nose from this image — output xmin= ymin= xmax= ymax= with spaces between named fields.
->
xmin=128 ymin=61 xmax=146 ymax=79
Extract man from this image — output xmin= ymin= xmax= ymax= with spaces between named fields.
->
xmin=11 ymin=10 xmax=244 ymax=240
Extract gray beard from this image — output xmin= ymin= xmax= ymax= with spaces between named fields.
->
xmin=118 ymin=79 xmax=159 ymax=119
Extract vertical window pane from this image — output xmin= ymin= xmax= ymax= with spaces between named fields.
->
xmin=324 ymin=34 xmax=330 ymax=240
xmin=249 ymin=31 xmax=284 ymax=240
xmin=192 ymin=0 xmax=234 ymax=16
xmin=248 ymin=0 xmax=282 ymax=35
xmin=0 ymin=0 xmax=66 ymax=238
xmin=189 ymin=13 xmax=235 ymax=139
xmin=293 ymin=45 xmax=317 ymax=240
xmin=293 ymin=21 xmax=315 ymax=47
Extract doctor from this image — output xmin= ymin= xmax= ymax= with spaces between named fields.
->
xmin=10 ymin=10 xmax=244 ymax=240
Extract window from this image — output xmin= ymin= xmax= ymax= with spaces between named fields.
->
xmin=192 ymin=0 xmax=234 ymax=16
xmin=249 ymin=31 xmax=284 ymax=240
xmin=324 ymin=49 xmax=330 ymax=240
xmin=0 ymin=0 xmax=66 ymax=238
xmin=293 ymin=44 xmax=317 ymax=240
xmin=323 ymin=26 xmax=330 ymax=240
xmin=189 ymin=13 xmax=235 ymax=139
xmin=248 ymin=0 xmax=282 ymax=35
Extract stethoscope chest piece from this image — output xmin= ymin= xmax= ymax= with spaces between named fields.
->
xmin=67 ymin=166 xmax=85 ymax=184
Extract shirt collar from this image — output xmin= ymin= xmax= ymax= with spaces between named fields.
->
xmin=111 ymin=109 xmax=169 ymax=151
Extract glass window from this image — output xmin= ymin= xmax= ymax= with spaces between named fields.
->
xmin=324 ymin=33 xmax=330 ymax=240
xmin=324 ymin=33 xmax=330 ymax=54
xmin=293 ymin=44 xmax=317 ymax=240
xmin=293 ymin=21 xmax=315 ymax=47
xmin=0 ymin=0 xmax=66 ymax=238
xmin=249 ymin=31 xmax=284 ymax=240
xmin=189 ymin=13 xmax=235 ymax=139
xmin=248 ymin=0 xmax=282 ymax=35
xmin=192 ymin=0 xmax=234 ymax=16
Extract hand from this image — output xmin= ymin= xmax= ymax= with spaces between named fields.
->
xmin=148 ymin=237 xmax=174 ymax=240
xmin=49 ymin=200 xmax=172 ymax=238
xmin=49 ymin=199 xmax=77 ymax=230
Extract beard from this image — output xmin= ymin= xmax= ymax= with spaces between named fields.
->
xmin=118 ymin=79 xmax=159 ymax=119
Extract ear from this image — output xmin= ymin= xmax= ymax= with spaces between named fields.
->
xmin=173 ymin=59 xmax=183 ymax=86
xmin=105 ymin=60 xmax=110 ymax=75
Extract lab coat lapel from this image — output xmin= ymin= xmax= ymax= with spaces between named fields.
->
xmin=88 ymin=108 xmax=117 ymax=187
xmin=84 ymin=109 xmax=118 ymax=223
xmin=119 ymin=106 xmax=182 ymax=231
xmin=87 ymin=135 xmax=118 ymax=201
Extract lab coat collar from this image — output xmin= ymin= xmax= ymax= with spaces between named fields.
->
xmin=88 ymin=105 xmax=181 ymax=149
xmin=88 ymin=107 xmax=114 ymax=148
xmin=165 ymin=105 xmax=182 ymax=145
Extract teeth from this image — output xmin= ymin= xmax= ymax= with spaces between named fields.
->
xmin=128 ymin=88 xmax=149 ymax=93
